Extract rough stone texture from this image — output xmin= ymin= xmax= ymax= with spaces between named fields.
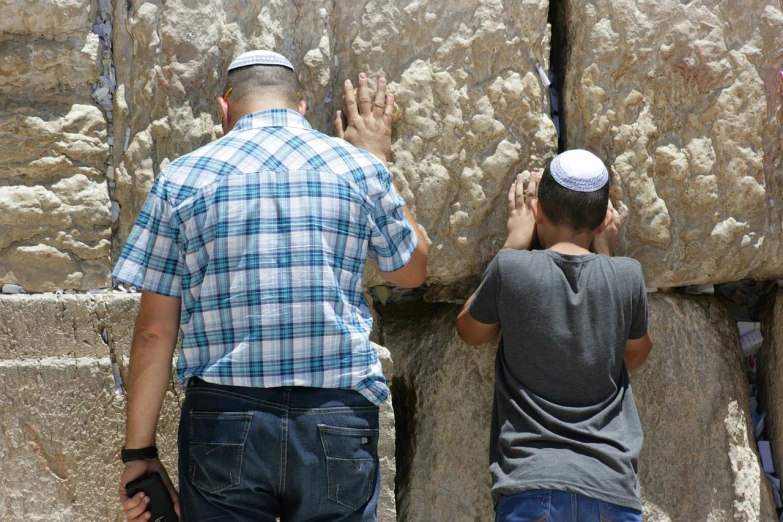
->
xmin=381 ymin=302 xmax=495 ymax=522
xmin=0 ymin=294 xmax=396 ymax=521
xmin=0 ymin=295 xmax=179 ymax=522
xmin=381 ymin=293 xmax=776 ymax=522
xmin=562 ymin=0 xmax=783 ymax=288
xmin=0 ymin=0 xmax=112 ymax=292
xmin=760 ymin=289 xmax=783 ymax=486
xmin=635 ymin=293 xmax=776 ymax=522
xmin=0 ymin=293 xmax=137 ymax=359
xmin=111 ymin=0 xmax=557 ymax=287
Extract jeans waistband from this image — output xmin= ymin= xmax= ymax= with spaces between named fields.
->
xmin=186 ymin=377 xmax=377 ymax=411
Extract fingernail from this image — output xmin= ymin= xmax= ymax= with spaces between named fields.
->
xmin=379 ymin=77 xmax=387 ymax=85
xmin=359 ymin=72 xmax=367 ymax=81
xmin=387 ymin=93 xmax=394 ymax=100
xmin=144 ymin=496 xmax=150 ymax=504
xmin=345 ymin=79 xmax=352 ymax=86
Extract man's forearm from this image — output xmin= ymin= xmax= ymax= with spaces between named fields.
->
xmin=402 ymin=205 xmax=428 ymax=255
xmin=125 ymin=331 xmax=177 ymax=448
xmin=124 ymin=292 xmax=181 ymax=449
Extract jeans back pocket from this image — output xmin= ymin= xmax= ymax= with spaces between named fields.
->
xmin=495 ymin=490 xmax=552 ymax=522
xmin=318 ymin=424 xmax=379 ymax=510
xmin=188 ymin=411 xmax=252 ymax=494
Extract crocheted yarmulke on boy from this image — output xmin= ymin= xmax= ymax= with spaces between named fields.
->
xmin=550 ymin=149 xmax=609 ymax=192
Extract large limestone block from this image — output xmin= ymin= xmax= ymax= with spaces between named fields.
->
xmin=111 ymin=0 xmax=558 ymax=287
xmin=0 ymin=293 xmax=138 ymax=359
xmin=0 ymin=36 xmax=101 ymax=98
xmin=634 ymin=293 xmax=776 ymax=521
xmin=0 ymin=357 xmax=181 ymax=522
xmin=380 ymin=294 xmax=775 ymax=521
xmin=0 ymin=293 xmax=395 ymax=520
xmin=380 ymin=302 xmax=496 ymax=522
xmin=0 ymin=0 xmax=97 ymax=40
xmin=0 ymin=294 xmax=179 ymax=521
xmin=0 ymin=104 xmax=112 ymax=292
xmin=0 ymin=0 xmax=112 ymax=292
xmin=760 ymin=289 xmax=783 ymax=485
xmin=562 ymin=0 xmax=783 ymax=288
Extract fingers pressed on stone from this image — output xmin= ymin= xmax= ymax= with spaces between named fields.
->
xmin=373 ymin=77 xmax=387 ymax=118
xmin=343 ymin=79 xmax=359 ymax=119
xmin=357 ymin=72 xmax=372 ymax=115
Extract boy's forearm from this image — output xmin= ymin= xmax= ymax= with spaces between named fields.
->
xmin=457 ymin=292 xmax=500 ymax=345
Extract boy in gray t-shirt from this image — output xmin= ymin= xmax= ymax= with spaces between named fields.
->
xmin=456 ymin=149 xmax=653 ymax=522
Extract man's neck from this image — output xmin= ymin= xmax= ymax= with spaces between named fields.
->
xmin=228 ymin=99 xmax=299 ymax=130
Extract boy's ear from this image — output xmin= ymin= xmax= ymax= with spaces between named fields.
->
xmin=531 ymin=199 xmax=545 ymax=224
xmin=596 ymin=209 xmax=613 ymax=234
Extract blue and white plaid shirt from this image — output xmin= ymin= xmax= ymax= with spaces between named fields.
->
xmin=113 ymin=109 xmax=417 ymax=405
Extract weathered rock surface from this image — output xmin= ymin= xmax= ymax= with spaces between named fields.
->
xmin=0 ymin=294 xmax=396 ymax=522
xmin=562 ymin=0 xmax=783 ymax=288
xmin=111 ymin=0 xmax=557 ymax=286
xmin=381 ymin=293 xmax=775 ymax=521
xmin=382 ymin=302 xmax=496 ymax=521
xmin=0 ymin=295 xmax=179 ymax=522
xmin=634 ymin=293 xmax=775 ymax=522
xmin=0 ymin=0 xmax=112 ymax=292
xmin=761 ymin=289 xmax=783 ymax=487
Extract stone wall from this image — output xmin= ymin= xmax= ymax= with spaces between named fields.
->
xmin=0 ymin=0 xmax=112 ymax=293
xmin=381 ymin=294 xmax=777 ymax=521
xmin=0 ymin=294 xmax=396 ymax=521
xmin=562 ymin=0 xmax=783 ymax=288
xmin=2 ymin=0 xmax=783 ymax=521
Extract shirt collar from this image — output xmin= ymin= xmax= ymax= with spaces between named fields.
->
xmin=231 ymin=108 xmax=312 ymax=133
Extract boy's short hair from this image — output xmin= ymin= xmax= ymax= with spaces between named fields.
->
xmin=537 ymin=162 xmax=610 ymax=233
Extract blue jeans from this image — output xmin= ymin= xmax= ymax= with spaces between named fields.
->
xmin=178 ymin=378 xmax=380 ymax=522
xmin=495 ymin=490 xmax=642 ymax=522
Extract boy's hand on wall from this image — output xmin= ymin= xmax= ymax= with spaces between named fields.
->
xmin=503 ymin=172 xmax=539 ymax=250
xmin=334 ymin=72 xmax=394 ymax=165
xmin=592 ymin=199 xmax=622 ymax=256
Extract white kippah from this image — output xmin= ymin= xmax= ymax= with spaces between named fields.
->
xmin=550 ymin=149 xmax=609 ymax=192
xmin=228 ymin=50 xmax=294 ymax=72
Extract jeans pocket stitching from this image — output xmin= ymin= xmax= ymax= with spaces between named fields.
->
xmin=188 ymin=412 xmax=252 ymax=494
xmin=318 ymin=424 xmax=378 ymax=510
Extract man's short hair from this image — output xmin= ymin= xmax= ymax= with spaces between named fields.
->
xmin=225 ymin=65 xmax=299 ymax=106
xmin=537 ymin=162 xmax=610 ymax=233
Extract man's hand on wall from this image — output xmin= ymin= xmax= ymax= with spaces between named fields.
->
xmin=334 ymin=72 xmax=394 ymax=165
xmin=119 ymin=458 xmax=180 ymax=521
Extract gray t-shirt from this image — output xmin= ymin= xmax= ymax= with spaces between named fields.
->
xmin=470 ymin=248 xmax=648 ymax=510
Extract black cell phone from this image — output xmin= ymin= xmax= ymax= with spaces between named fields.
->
xmin=125 ymin=472 xmax=179 ymax=522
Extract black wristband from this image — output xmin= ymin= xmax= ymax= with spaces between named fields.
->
xmin=121 ymin=445 xmax=159 ymax=464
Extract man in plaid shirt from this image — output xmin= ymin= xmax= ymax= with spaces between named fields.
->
xmin=117 ymin=50 xmax=428 ymax=522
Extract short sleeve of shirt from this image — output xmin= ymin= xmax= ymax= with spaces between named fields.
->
xmin=367 ymin=170 xmax=418 ymax=273
xmin=112 ymin=176 xmax=182 ymax=297
xmin=469 ymin=253 xmax=502 ymax=325
xmin=629 ymin=267 xmax=649 ymax=340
